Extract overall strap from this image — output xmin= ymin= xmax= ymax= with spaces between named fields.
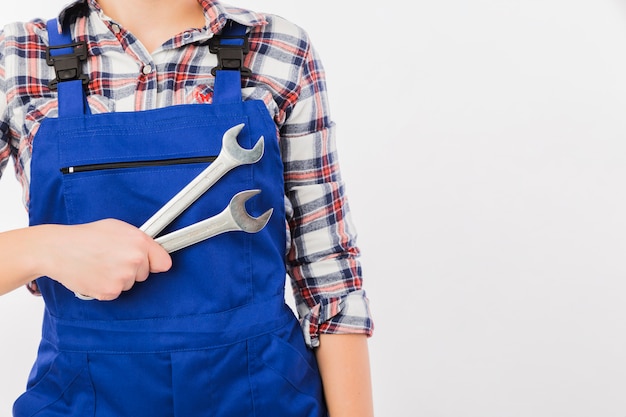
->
xmin=210 ymin=21 xmax=250 ymax=105
xmin=46 ymin=18 xmax=248 ymax=112
xmin=46 ymin=18 xmax=90 ymax=117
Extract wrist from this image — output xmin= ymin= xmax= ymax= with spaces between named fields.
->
xmin=26 ymin=224 xmax=64 ymax=280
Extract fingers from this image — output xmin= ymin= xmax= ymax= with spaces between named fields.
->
xmin=96 ymin=227 xmax=172 ymax=298
xmin=147 ymin=239 xmax=173 ymax=274
xmin=48 ymin=220 xmax=173 ymax=301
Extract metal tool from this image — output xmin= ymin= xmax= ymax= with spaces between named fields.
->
xmin=140 ymin=123 xmax=264 ymax=238
xmin=74 ymin=123 xmax=270 ymax=300
xmin=155 ymin=189 xmax=272 ymax=253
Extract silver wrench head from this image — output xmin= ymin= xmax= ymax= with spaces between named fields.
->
xmin=230 ymin=189 xmax=273 ymax=233
xmin=223 ymin=123 xmax=265 ymax=164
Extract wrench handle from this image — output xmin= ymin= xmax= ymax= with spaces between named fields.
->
xmin=140 ymin=157 xmax=236 ymax=237
xmin=154 ymin=208 xmax=236 ymax=253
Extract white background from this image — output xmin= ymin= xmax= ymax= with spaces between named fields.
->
xmin=2 ymin=1 xmax=626 ymax=416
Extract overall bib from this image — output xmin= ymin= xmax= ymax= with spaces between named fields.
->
xmin=13 ymin=20 xmax=327 ymax=417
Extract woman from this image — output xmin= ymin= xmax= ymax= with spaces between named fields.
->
xmin=0 ymin=0 xmax=374 ymax=415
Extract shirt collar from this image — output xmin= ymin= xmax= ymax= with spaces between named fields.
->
xmin=57 ymin=0 xmax=266 ymax=33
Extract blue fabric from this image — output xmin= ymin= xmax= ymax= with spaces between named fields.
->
xmin=213 ymin=69 xmax=242 ymax=104
xmin=45 ymin=19 xmax=90 ymax=117
xmin=15 ymin=19 xmax=327 ymax=417
xmin=213 ymin=21 xmax=246 ymax=104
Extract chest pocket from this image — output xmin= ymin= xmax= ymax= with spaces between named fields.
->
xmin=30 ymin=110 xmax=260 ymax=317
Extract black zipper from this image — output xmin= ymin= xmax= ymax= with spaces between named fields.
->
xmin=60 ymin=156 xmax=218 ymax=174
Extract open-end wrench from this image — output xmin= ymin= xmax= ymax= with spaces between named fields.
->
xmin=155 ymin=189 xmax=273 ymax=253
xmin=140 ymin=123 xmax=264 ymax=238
xmin=74 ymin=124 xmax=266 ymax=300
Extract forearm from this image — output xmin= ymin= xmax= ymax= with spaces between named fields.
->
xmin=315 ymin=333 xmax=374 ymax=417
xmin=0 ymin=220 xmax=171 ymax=299
xmin=0 ymin=225 xmax=54 ymax=295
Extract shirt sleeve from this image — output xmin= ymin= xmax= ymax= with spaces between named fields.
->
xmin=0 ymin=29 xmax=11 ymax=180
xmin=0 ymin=24 xmax=42 ymax=296
xmin=280 ymin=34 xmax=373 ymax=348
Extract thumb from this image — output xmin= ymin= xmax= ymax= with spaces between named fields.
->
xmin=147 ymin=240 xmax=173 ymax=273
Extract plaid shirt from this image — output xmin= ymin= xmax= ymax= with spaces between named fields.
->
xmin=0 ymin=0 xmax=372 ymax=347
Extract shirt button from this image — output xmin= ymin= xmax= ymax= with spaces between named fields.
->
xmin=183 ymin=31 xmax=192 ymax=40
xmin=111 ymin=24 xmax=121 ymax=34
xmin=142 ymin=64 xmax=153 ymax=75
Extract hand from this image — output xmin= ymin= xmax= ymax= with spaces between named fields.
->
xmin=41 ymin=219 xmax=172 ymax=301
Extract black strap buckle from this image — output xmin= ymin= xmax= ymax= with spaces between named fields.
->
xmin=46 ymin=41 xmax=89 ymax=90
xmin=209 ymin=34 xmax=251 ymax=77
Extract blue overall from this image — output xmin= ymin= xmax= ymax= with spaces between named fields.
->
xmin=13 ymin=20 xmax=327 ymax=417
